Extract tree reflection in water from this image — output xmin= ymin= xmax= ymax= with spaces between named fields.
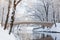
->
xmin=33 ymin=33 xmax=54 ymax=40
xmin=12 ymin=25 xmax=57 ymax=40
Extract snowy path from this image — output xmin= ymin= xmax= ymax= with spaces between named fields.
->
xmin=0 ymin=24 xmax=16 ymax=40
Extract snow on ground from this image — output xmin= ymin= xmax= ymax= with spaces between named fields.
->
xmin=0 ymin=23 xmax=60 ymax=40
xmin=50 ymin=23 xmax=60 ymax=32
xmin=33 ymin=23 xmax=60 ymax=32
xmin=0 ymin=24 xmax=16 ymax=40
xmin=19 ymin=27 xmax=35 ymax=33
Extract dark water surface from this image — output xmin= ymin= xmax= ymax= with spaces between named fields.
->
xmin=33 ymin=32 xmax=56 ymax=40
xmin=17 ymin=32 xmax=60 ymax=40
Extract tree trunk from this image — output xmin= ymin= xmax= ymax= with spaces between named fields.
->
xmin=4 ymin=0 xmax=11 ymax=30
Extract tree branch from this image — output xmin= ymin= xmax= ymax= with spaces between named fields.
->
xmin=16 ymin=0 xmax=21 ymax=6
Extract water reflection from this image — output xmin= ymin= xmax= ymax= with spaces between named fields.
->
xmin=12 ymin=26 xmax=60 ymax=40
xmin=13 ymin=31 xmax=60 ymax=40
xmin=33 ymin=33 xmax=54 ymax=40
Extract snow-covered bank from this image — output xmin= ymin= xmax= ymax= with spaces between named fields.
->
xmin=0 ymin=24 xmax=16 ymax=40
xmin=33 ymin=23 xmax=60 ymax=32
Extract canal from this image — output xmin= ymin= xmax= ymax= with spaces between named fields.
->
xmin=13 ymin=31 xmax=60 ymax=40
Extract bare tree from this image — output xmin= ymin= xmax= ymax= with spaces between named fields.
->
xmin=4 ymin=0 xmax=11 ymax=30
xmin=52 ymin=3 xmax=56 ymax=27
xmin=9 ymin=0 xmax=21 ymax=34
xmin=40 ymin=0 xmax=52 ymax=22
xmin=1 ymin=8 xmax=4 ymax=26
xmin=44 ymin=2 xmax=49 ymax=22
xmin=4 ymin=0 xmax=21 ymax=34
xmin=39 ymin=0 xmax=53 ymax=28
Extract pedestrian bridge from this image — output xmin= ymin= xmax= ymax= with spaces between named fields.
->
xmin=1 ymin=21 xmax=54 ymax=28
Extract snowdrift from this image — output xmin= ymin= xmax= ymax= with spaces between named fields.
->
xmin=33 ymin=23 xmax=60 ymax=33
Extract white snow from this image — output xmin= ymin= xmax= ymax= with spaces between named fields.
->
xmin=50 ymin=23 xmax=60 ymax=32
xmin=0 ymin=23 xmax=60 ymax=40
xmin=33 ymin=23 xmax=60 ymax=40
xmin=33 ymin=23 xmax=60 ymax=32
xmin=0 ymin=24 xmax=16 ymax=40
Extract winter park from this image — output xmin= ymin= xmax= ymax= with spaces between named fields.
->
xmin=0 ymin=0 xmax=60 ymax=40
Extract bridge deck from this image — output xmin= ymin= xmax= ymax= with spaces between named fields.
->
xmin=1 ymin=21 xmax=54 ymax=27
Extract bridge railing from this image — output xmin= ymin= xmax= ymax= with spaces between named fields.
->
xmin=1 ymin=21 xmax=54 ymax=28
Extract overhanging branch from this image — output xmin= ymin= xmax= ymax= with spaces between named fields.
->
xmin=16 ymin=0 xmax=21 ymax=6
